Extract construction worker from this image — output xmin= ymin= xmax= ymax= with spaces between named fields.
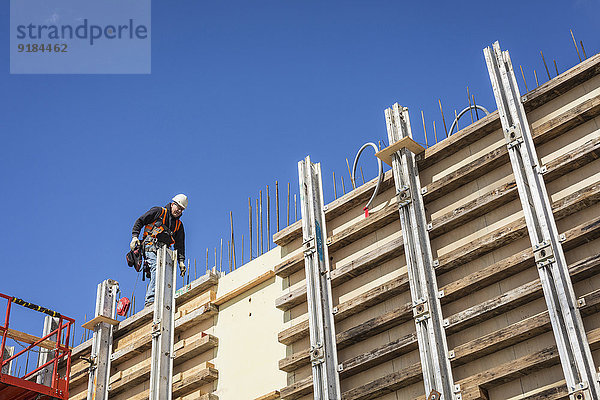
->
xmin=131 ymin=194 xmax=188 ymax=307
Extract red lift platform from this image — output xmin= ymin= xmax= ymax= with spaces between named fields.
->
xmin=0 ymin=293 xmax=74 ymax=400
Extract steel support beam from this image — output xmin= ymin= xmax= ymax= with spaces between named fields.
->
xmin=485 ymin=41 xmax=599 ymax=400
xmin=149 ymin=245 xmax=177 ymax=400
xmin=298 ymin=156 xmax=342 ymax=400
xmin=36 ymin=315 xmax=59 ymax=386
xmin=385 ymin=104 xmax=459 ymax=400
xmin=87 ymin=279 xmax=119 ymax=400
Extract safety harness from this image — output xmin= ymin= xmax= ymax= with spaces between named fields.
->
xmin=143 ymin=206 xmax=182 ymax=246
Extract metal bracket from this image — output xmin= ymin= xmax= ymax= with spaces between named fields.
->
xmin=504 ymin=125 xmax=523 ymax=148
xmin=396 ymin=185 xmax=411 ymax=207
xmin=534 ymin=240 xmax=555 ymax=267
xmin=427 ymin=390 xmax=441 ymax=400
xmin=303 ymin=237 xmax=316 ymax=255
xmin=310 ymin=343 xmax=325 ymax=366
xmin=413 ymin=299 xmax=430 ymax=322
xmin=569 ymin=381 xmax=591 ymax=400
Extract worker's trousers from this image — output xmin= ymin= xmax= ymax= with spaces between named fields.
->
xmin=144 ymin=243 xmax=158 ymax=306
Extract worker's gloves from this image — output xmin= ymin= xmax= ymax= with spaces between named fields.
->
xmin=130 ymin=236 xmax=140 ymax=251
xmin=178 ymin=261 xmax=186 ymax=277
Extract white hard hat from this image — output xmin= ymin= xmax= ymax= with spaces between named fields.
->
xmin=172 ymin=194 xmax=188 ymax=210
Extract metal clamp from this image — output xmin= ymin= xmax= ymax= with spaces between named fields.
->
xmin=303 ymin=237 xmax=316 ymax=255
xmin=151 ymin=321 xmax=161 ymax=338
xmin=504 ymin=125 xmax=523 ymax=148
xmin=427 ymin=390 xmax=441 ymax=400
xmin=413 ymin=299 xmax=430 ymax=322
xmin=534 ymin=240 xmax=555 ymax=267
xmin=396 ymin=185 xmax=411 ymax=207
xmin=569 ymin=381 xmax=591 ymax=400
xmin=310 ymin=343 xmax=325 ymax=366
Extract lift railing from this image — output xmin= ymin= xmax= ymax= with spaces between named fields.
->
xmin=0 ymin=292 xmax=74 ymax=400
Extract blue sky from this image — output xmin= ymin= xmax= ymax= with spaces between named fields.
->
xmin=1 ymin=0 xmax=599 ymax=351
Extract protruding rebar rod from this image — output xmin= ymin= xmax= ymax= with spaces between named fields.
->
xmin=287 ymin=182 xmax=290 ymax=227
xmin=454 ymin=109 xmax=458 ymax=134
xmin=259 ymin=190 xmax=263 ymax=255
xmin=230 ymin=211 xmax=236 ymax=271
xmin=294 ymin=194 xmax=297 ymax=221
xmin=433 ymin=120 xmax=438 ymax=144
xmin=571 ymin=29 xmax=582 ymax=62
xmin=438 ymin=99 xmax=448 ymax=137
xmin=227 ymin=240 xmax=231 ymax=272
xmin=333 ymin=171 xmax=337 ymax=199
xmin=360 ymin=166 xmax=365 ymax=185
xmin=266 ymin=185 xmax=271 ymax=250
xmin=472 ymin=94 xmax=479 ymax=120
xmin=346 ymin=158 xmax=356 ymax=189
xmin=219 ymin=238 xmax=223 ymax=272
xmin=249 ymin=197 xmax=253 ymax=260
xmin=580 ymin=41 xmax=587 ymax=59
xmin=520 ymin=65 xmax=528 ymax=92
xmin=541 ymin=51 xmax=551 ymax=80
xmin=467 ymin=87 xmax=474 ymax=123
xmin=534 ymin=69 xmax=539 ymax=87
xmin=421 ymin=110 xmax=428 ymax=147
xmin=554 ymin=60 xmax=559 ymax=76
xmin=275 ymin=180 xmax=280 ymax=232
xmin=256 ymin=198 xmax=259 ymax=255
xmin=214 ymin=248 xmax=217 ymax=270
xmin=341 ymin=175 xmax=346 ymax=195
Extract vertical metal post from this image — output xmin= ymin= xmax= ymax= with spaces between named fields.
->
xmin=149 ymin=245 xmax=177 ymax=400
xmin=87 ymin=279 xmax=119 ymax=400
xmin=36 ymin=315 xmax=59 ymax=386
xmin=298 ymin=156 xmax=342 ymax=400
xmin=485 ymin=41 xmax=599 ymax=400
xmin=385 ymin=104 xmax=458 ymax=400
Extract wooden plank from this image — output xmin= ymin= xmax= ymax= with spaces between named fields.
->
xmin=375 ymin=136 xmax=425 ymax=167
xmin=254 ymin=390 xmax=280 ymax=400
xmin=530 ymin=94 xmax=600 ymax=146
xmin=279 ymin=375 xmax=313 ymax=400
xmin=338 ymin=332 xmax=418 ymax=379
xmin=423 ymin=144 xmax=509 ymax=203
xmin=172 ymin=364 xmax=218 ymax=398
xmin=506 ymin=381 xmax=567 ymax=400
xmin=446 ymin=280 xmax=543 ymax=334
xmin=3 ymin=328 xmax=66 ymax=351
xmin=175 ymin=270 xmax=219 ymax=304
xmin=522 ymin=52 xmax=600 ymax=111
xmin=273 ymin=252 xmax=304 ymax=278
xmin=543 ymin=136 xmax=600 ymax=184
xmin=417 ymin=111 xmax=501 ymax=171
xmin=81 ymin=314 xmax=118 ymax=330
xmin=326 ymin=201 xmax=400 ymax=254
xmin=342 ymin=362 xmax=422 ymax=400
xmin=214 ymin=270 xmax=274 ymax=306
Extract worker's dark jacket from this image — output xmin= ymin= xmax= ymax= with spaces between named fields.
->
xmin=132 ymin=203 xmax=185 ymax=262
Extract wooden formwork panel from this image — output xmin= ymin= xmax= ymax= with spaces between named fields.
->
xmin=276 ymin=52 xmax=600 ymax=400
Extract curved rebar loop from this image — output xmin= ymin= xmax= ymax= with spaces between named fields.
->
xmin=351 ymin=142 xmax=384 ymax=217
xmin=449 ymin=104 xmax=490 ymax=135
